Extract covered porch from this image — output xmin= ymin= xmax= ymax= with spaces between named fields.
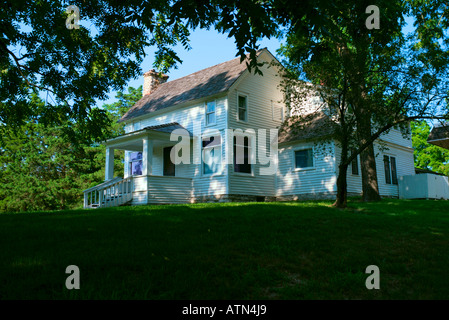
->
xmin=83 ymin=123 xmax=194 ymax=208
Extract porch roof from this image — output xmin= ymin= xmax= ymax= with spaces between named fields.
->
xmin=428 ymin=124 xmax=449 ymax=150
xmin=103 ymin=122 xmax=192 ymax=151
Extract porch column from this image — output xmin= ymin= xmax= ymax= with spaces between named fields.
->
xmin=142 ymin=136 xmax=153 ymax=175
xmin=105 ymin=147 xmax=114 ymax=180
xmin=124 ymin=151 xmax=130 ymax=178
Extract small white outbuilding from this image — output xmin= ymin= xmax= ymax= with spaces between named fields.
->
xmin=399 ymin=173 xmax=449 ymax=200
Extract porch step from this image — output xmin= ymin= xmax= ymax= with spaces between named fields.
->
xmin=83 ymin=177 xmax=134 ymax=209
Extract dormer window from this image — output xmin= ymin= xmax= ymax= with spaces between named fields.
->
xmin=206 ymin=101 xmax=216 ymax=126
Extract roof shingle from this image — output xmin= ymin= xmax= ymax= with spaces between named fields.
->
xmin=119 ymin=55 xmax=251 ymax=122
xmin=278 ymin=112 xmax=337 ymax=144
xmin=142 ymin=122 xmax=191 ymax=136
xmin=428 ymin=124 xmax=449 ymax=149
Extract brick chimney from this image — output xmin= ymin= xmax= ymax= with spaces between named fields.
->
xmin=143 ymin=69 xmax=169 ymax=95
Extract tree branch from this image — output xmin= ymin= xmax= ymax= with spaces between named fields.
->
xmin=1 ymin=43 xmax=59 ymax=97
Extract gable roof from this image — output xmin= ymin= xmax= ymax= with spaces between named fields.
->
xmin=119 ymin=52 xmax=264 ymax=123
xmin=278 ymin=112 xmax=338 ymax=144
xmin=428 ymin=124 xmax=449 ymax=149
xmin=104 ymin=122 xmax=191 ymax=147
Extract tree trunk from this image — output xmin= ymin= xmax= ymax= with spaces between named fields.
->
xmin=360 ymin=143 xmax=381 ymax=202
xmin=334 ymin=162 xmax=349 ymax=208
xmin=357 ymin=115 xmax=382 ymax=202
xmin=333 ymin=135 xmax=349 ymax=208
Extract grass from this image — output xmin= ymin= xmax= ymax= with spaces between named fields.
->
xmin=0 ymin=199 xmax=449 ymax=300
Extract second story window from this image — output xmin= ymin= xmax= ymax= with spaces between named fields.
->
xmin=206 ymin=101 xmax=216 ymax=126
xmin=238 ymin=95 xmax=247 ymax=122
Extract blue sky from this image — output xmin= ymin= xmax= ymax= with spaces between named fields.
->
xmin=102 ymin=16 xmax=417 ymax=107
xmin=101 ymin=29 xmax=283 ymax=106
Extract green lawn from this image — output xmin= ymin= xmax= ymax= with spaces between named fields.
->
xmin=1 ymin=199 xmax=448 ymax=300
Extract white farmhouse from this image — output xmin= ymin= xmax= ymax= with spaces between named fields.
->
xmin=83 ymin=48 xmax=417 ymax=208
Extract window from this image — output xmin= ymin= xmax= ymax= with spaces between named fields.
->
xmin=205 ymin=101 xmax=216 ymax=125
xmin=238 ymin=95 xmax=247 ymax=121
xmin=294 ymin=149 xmax=314 ymax=169
xmin=202 ymin=135 xmax=221 ymax=175
xmin=351 ymin=150 xmax=359 ymax=175
xmin=129 ymin=152 xmax=142 ymax=176
xmin=391 ymin=157 xmax=398 ymax=184
xmin=383 ymin=155 xmax=398 ymax=185
xmin=234 ymin=135 xmax=252 ymax=173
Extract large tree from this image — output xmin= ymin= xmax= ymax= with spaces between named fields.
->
xmin=412 ymin=121 xmax=449 ymax=175
xmin=0 ymin=87 xmax=141 ymax=212
xmin=0 ymin=0 xmax=280 ymax=143
xmin=278 ymin=0 xmax=449 ymax=207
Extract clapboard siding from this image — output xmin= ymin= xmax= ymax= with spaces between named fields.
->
xmin=334 ymin=140 xmax=415 ymax=197
xmin=147 ymin=176 xmax=193 ymax=204
xmin=228 ymin=174 xmax=276 ymax=196
xmin=133 ymin=176 xmax=148 ymax=191
xmin=277 ymin=140 xmax=337 ymax=196
xmin=131 ymin=191 xmax=148 ymax=206
xmin=227 ymin=53 xmax=284 ymax=130
xmin=378 ymin=125 xmax=413 ymax=148
xmin=123 ymin=96 xmax=229 ymax=198
xmin=193 ymin=174 xmax=227 ymax=196
xmin=376 ymin=142 xmax=415 ymax=197
xmin=131 ymin=176 xmax=148 ymax=205
xmin=227 ymin=51 xmax=284 ymax=196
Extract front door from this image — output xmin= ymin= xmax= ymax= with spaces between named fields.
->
xmin=163 ymin=146 xmax=175 ymax=176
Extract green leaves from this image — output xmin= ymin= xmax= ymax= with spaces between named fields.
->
xmin=411 ymin=121 xmax=449 ymax=175
xmin=0 ymin=0 xmax=286 ymax=141
xmin=0 ymin=88 xmax=141 ymax=212
xmin=0 ymin=1 xmax=191 ymax=142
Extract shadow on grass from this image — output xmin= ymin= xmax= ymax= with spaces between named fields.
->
xmin=0 ymin=199 xmax=448 ymax=299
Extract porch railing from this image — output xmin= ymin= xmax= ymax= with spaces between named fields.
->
xmin=83 ymin=177 xmax=134 ymax=208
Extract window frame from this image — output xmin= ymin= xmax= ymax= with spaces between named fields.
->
xmin=293 ymin=147 xmax=315 ymax=171
xmin=129 ymin=151 xmax=143 ymax=176
xmin=383 ymin=155 xmax=398 ymax=185
xmin=232 ymin=132 xmax=255 ymax=175
xmin=390 ymin=156 xmax=398 ymax=185
xmin=237 ymin=93 xmax=248 ymax=122
xmin=163 ymin=146 xmax=176 ymax=177
xmin=205 ymin=100 xmax=216 ymax=126
xmin=201 ymin=134 xmax=222 ymax=176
